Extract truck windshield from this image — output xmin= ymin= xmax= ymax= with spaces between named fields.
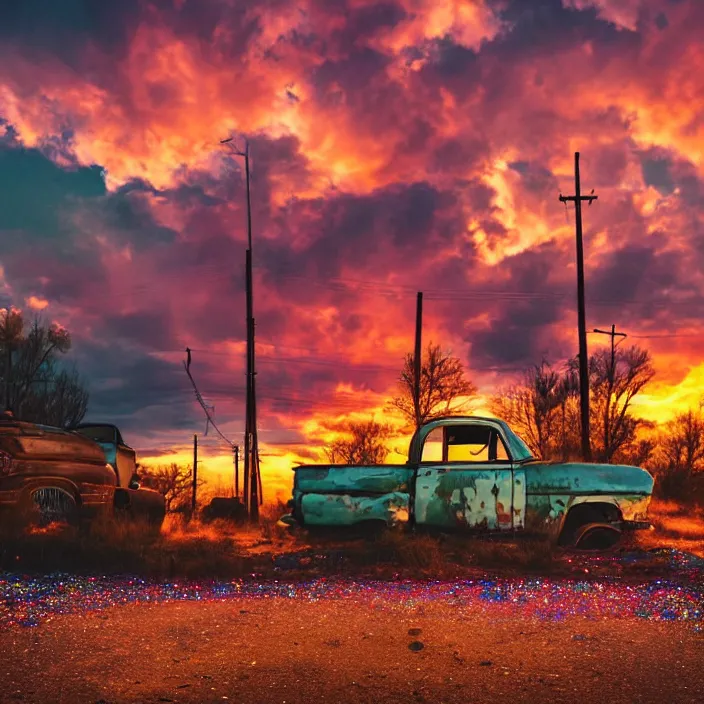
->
xmin=498 ymin=422 xmax=534 ymax=462
xmin=74 ymin=426 xmax=116 ymax=444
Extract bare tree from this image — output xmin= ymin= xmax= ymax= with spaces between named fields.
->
xmin=578 ymin=345 xmax=655 ymax=463
xmin=0 ymin=307 xmax=24 ymax=410
xmin=0 ymin=312 xmax=89 ymax=427
xmin=325 ymin=418 xmax=394 ymax=465
xmin=490 ymin=361 xmax=575 ymax=460
xmin=140 ymin=463 xmax=205 ymax=513
xmin=19 ymin=367 xmax=89 ymax=428
xmin=616 ymin=436 xmax=657 ymax=468
xmin=657 ymin=401 xmax=704 ymax=467
xmin=391 ymin=342 xmax=477 ymax=431
xmin=492 ymin=347 xmax=653 ymax=464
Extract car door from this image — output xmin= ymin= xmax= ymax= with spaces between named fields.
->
xmin=414 ymin=421 xmax=525 ymax=531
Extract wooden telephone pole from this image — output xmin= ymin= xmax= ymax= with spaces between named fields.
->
xmin=221 ymin=136 xmax=262 ymax=522
xmin=191 ymin=433 xmax=198 ymax=513
xmin=560 ymin=152 xmax=598 ymax=462
xmin=593 ymin=324 xmax=627 ymax=377
xmin=233 ymin=444 xmax=240 ymax=499
xmin=593 ymin=324 xmax=627 ymax=457
xmin=413 ymin=292 xmax=423 ymax=431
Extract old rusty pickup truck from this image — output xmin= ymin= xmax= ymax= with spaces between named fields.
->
xmin=0 ymin=414 xmax=165 ymax=527
xmin=281 ymin=416 xmax=654 ymax=549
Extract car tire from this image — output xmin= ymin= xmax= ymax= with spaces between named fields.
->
xmin=572 ymin=522 xmax=623 ymax=551
xmin=558 ymin=502 xmax=623 ymax=550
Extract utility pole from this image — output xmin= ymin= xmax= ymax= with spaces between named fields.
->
xmin=593 ymin=324 xmax=627 ymax=381
xmin=236 ymin=446 xmax=240 ymax=500
xmin=192 ymin=433 xmax=198 ymax=514
xmin=560 ymin=152 xmax=598 ymax=462
xmin=221 ymin=136 xmax=262 ymax=522
xmin=593 ymin=324 xmax=627 ymax=460
xmin=413 ymin=292 xmax=423 ymax=431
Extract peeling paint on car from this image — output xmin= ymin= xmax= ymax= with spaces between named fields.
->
xmin=415 ymin=467 xmax=518 ymax=531
xmin=300 ymin=492 xmax=410 ymax=526
xmin=524 ymin=462 xmax=654 ymax=496
xmin=295 ymin=466 xmax=412 ymax=494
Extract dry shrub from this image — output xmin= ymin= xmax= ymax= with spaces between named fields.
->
xmin=0 ymin=510 xmax=252 ymax=578
xmin=364 ymin=529 xmax=559 ymax=576
xmin=373 ymin=530 xmax=446 ymax=573
xmin=456 ymin=536 xmax=559 ymax=572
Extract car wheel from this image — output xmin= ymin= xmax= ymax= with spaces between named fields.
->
xmin=27 ymin=487 xmax=79 ymax=527
xmin=558 ymin=502 xmax=622 ymax=549
xmin=572 ymin=522 xmax=622 ymax=551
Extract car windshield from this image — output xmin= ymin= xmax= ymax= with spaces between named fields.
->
xmin=74 ymin=426 xmax=116 ymax=443
xmin=497 ymin=421 xmax=534 ymax=462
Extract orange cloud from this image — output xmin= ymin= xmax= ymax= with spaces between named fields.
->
xmin=1 ymin=0 xmax=704 ymax=499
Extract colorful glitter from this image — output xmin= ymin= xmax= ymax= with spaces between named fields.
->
xmin=1 ymin=571 xmax=702 ymax=631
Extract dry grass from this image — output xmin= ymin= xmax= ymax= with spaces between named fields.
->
xmin=0 ymin=512 xmax=248 ymax=578
xmin=0 ymin=509 xmax=561 ymax=579
xmin=2 ymin=497 xmax=703 ymax=579
xmin=0 ymin=498 xmax=302 ymax=579
xmin=300 ymin=528 xmax=562 ymax=578
xmin=633 ymin=498 xmax=704 ymax=557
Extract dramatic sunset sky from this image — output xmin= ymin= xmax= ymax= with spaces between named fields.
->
xmin=1 ymin=0 xmax=703 ymax=499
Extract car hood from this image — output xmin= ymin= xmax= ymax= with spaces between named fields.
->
xmin=523 ymin=461 xmax=654 ymax=496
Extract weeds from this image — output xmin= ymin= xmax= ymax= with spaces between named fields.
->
xmin=2 ymin=498 xmax=703 ymax=579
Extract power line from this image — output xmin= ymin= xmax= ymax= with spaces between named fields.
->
xmin=183 ymin=347 xmax=236 ymax=448
xmin=24 ymin=257 xmax=704 ymax=312
xmin=627 ymin=333 xmax=702 ymax=339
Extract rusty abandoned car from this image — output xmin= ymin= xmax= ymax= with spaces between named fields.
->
xmin=0 ymin=412 xmax=165 ymax=527
xmin=281 ymin=416 xmax=654 ymax=550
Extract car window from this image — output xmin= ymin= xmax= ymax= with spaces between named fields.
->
xmin=421 ymin=427 xmax=443 ymax=462
xmin=420 ymin=424 xmax=511 ymax=463
xmin=74 ymin=426 xmax=116 ymax=443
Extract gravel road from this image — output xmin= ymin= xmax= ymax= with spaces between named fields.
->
xmin=1 ymin=580 xmax=703 ymax=704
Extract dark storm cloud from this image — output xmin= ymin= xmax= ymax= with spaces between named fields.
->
xmin=335 ymin=1 xmax=407 ymax=45
xmin=466 ymin=242 xmax=572 ymax=367
xmin=416 ymin=37 xmax=482 ymax=103
xmin=588 ymin=142 xmax=630 ymax=188
xmin=0 ymin=0 xmax=269 ymax=64
xmin=590 ymin=241 xmax=673 ymax=301
xmin=667 ymin=157 xmax=704 ymax=208
xmin=0 ymin=0 xmax=142 ymax=63
xmin=247 ymin=133 xmax=313 ymax=208
xmin=98 ymin=181 xmax=179 ymax=249
xmin=427 ymin=134 xmax=486 ymax=173
xmin=587 ymin=238 xmax=693 ymax=325
xmin=260 ymin=180 xmax=464 ymax=289
xmin=74 ymin=339 xmax=203 ymax=433
xmin=640 ymin=152 xmax=675 ymax=195
xmin=0 ymin=144 xmax=105 ymax=241
xmin=153 ymin=0 xmax=274 ymax=61
xmin=193 ymin=350 xmax=393 ymax=419
xmin=485 ymin=0 xmax=641 ymax=69
xmin=101 ymin=311 xmax=178 ymax=351
xmin=508 ymin=161 xmax=558 ymax=197
xmin=312 ymin=46 xmax=391 ymax=106
xmin=470 ymin=297 xmax=566 ymax=368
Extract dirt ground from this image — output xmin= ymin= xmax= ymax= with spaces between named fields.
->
xmin=1 ymin=595 xmax=702 ymax=704
xmin=1 ymin=500 xmax=703 ymax=703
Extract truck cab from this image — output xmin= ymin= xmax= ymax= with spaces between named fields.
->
xmin=72 ymin=423 xmax=138 ymax=489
